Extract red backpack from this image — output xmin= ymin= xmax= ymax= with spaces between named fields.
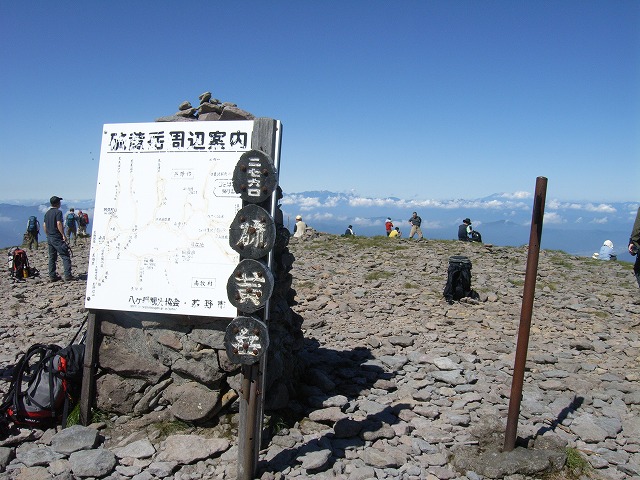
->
xmin=9 ymin=247 xmax=30 ymax=279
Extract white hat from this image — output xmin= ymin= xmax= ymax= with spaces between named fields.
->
xmin=296 ymin=215 xmax=302 ymax=220
xmin=603 ymin=240 xmax=613 ymax=249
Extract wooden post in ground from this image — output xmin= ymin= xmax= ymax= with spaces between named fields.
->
xmin=236 ymin=118 xmax=281 ymax=480
xmin=79 ymin=311 xmax=99 ymax=426
xmin=504 ymin=176 xmax=548 ymax=451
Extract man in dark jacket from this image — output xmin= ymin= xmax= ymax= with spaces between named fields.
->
xmin=458 ymin=218 xmax=472 ymax=241
xmin=408 ymin=212 xmax=424 ymax=240
xmin=43 ymin=196 xmax=73 ymax=281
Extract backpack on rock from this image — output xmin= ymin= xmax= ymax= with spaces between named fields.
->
xmin=1 ymin=342 xmax=85 ymax=429
xmin=443 ymin=255 xmax=480 ymax=304
xmin=8 ymin=247 xmax=29 ymax=279
xmin=7 ymin=247 xmax=38 ymax=280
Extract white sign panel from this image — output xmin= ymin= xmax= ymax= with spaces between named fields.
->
xmin=85 ymin=121 xmax=254 ymax=317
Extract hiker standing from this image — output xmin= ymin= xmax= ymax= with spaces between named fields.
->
xmin=26 ymin=215 xmax=40 ymax=249
xmin=65 ymin=208 xmax=78 ymax=246
xmin=77 ymin=210 xmax=87 ymax=237
xmin=43 ymin=196 xmax=73 ymax=282
xmin=385 ymin=217 xmax=394 ymax=236
xmin=628 ymin=207 xmax=640 ymax=288
xmin=408 ymin=212 xmax=424 ymax=240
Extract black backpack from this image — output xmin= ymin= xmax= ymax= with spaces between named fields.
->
xmin=1 ymin=342 xmax=85 ymax=429
xmin=27 ymin=216 xmax=38 ymax=234
xmin=471 ymin=230 xmax=482 ymax=243
xmin=443 ymin=255 xmax=479 ymax=304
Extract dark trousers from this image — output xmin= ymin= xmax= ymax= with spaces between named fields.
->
xmin=48 ymin=235 xmax=72 ymax=279
xmin=634 ymin=255 xmax=640 ymax=288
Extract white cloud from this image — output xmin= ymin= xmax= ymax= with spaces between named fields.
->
xmin=544 ymin=212 xmax=565 ymax=224
xmin=348 ymin=196 xmax=396 ymax=208
xmin=352 ymin=216 xmax=382 ymax=227
xmin=307 ymin=212 xmax=336 ymax=222
xmin=546 ymin=199 xmax=561 ymax=210
xmin=584 ymin=203 xmax=616 ymax=213
xmin=0 ymin=216 xmax=11 ymax=222
xmin=424 ymin=221 xmax=444 ymax=229
xmin=590 ymin=217 xmax=608 ymax=224
xmin=500 ymin=191 xmax=532 ymax=199
xmin=546 ymin=200 xmax=616 ymax=213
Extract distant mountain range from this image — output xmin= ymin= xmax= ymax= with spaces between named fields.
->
xmin=278 ymin=191 xmax=639 ymax=263
xmin=1 ymin=192 xmax=638 ymax=262
xmin=0 ymin=200 xmax=94 ymax=250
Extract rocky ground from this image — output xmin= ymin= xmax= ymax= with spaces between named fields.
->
xmin=0 ymin=233 xmax=639 ymax=479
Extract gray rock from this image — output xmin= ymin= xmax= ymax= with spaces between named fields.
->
xmin=69 ymin=449 xmax=117 ymax=477
xmin=219 ymin=106 xmax=255 ymax=120
xmin=570 ymin=413 xmax=611 ymax=442
xmin=165 ymin=381 xmax=221 ymax=422
xmin=300 ymin=448 xmax=332 ymax=472
xmin=155 ymin=434 xmax=229 ymax=463
xmin=147 ymin=460 xmax=178 ymax=476
xmin=50 ymin=425 xmax=98 ymax=454
xmin=97 ymin=374 xmax=147 ymax=414
xmin=362 ymin=446 xmax=402 ymax=468
xmin=15 ymin=446 xmax=64 ymax=467
xmin=172 ymin=356 xmax=224 ymax=388
xmin=112 ymin=438 xmax=155 ymax=459
xmin=0 ymin=447 xmax=14 ymax=471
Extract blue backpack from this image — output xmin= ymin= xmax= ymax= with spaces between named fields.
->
xmin=66 ymin=213 xmax=76 ymax=228
xmin=27 ymin=216 xmax=38 ymax=233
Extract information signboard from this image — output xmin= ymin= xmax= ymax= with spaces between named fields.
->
xmin=85 ymin=121 xmax=253 ymax=317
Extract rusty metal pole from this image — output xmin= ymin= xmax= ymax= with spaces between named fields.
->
xmin=504 ymin=176 xmax=548 ymax=451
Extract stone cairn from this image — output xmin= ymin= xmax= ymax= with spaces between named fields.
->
xmin=155 ymin=91 xmax=255 ymax=122
xmin=96 ymin=93 xmax=303 ymax=424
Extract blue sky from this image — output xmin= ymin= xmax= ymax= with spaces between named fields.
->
xmin=1 ymin=1 xmax=638 ymax=203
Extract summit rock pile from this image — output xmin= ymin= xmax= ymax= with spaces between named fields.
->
xmin=1 ymin=233 xmax=639 ymax=479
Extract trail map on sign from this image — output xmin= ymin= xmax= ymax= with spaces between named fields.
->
xmin=85 ymin=121 xmax=254 ymax=317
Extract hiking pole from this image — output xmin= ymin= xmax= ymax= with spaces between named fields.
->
xmin=504 ymin=176 xmax=547 ymax=452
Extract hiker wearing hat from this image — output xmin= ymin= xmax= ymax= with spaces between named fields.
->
xmin=43 ymin=196 xmax=74 ymax=281
xmin=344 ymin=225 xmax=355 ymax=236
xmin=293 ymin=215 xmax=307 ymax=238
xmin=458 ymin=218 xmax=473 ymax=241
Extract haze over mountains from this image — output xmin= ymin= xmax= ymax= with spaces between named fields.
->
xmin=1 ymin=192 xmax=638 ymax=262
xmin=279 ymin=191 xmax=638 ymax=263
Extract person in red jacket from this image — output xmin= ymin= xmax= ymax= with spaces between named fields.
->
xmin=385 ymin=217 xmax=394 ymax=236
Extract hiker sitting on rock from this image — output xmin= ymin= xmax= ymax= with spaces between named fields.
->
xmin=293 ymin=215 xmax=307 ymax=238
xmin=458 ymin=218 xmax=472 ymax=241
xmin=593 ymin=240 xmax=616 ymax=261
xmin=343 ymin=225 xmax=355 ymax=236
